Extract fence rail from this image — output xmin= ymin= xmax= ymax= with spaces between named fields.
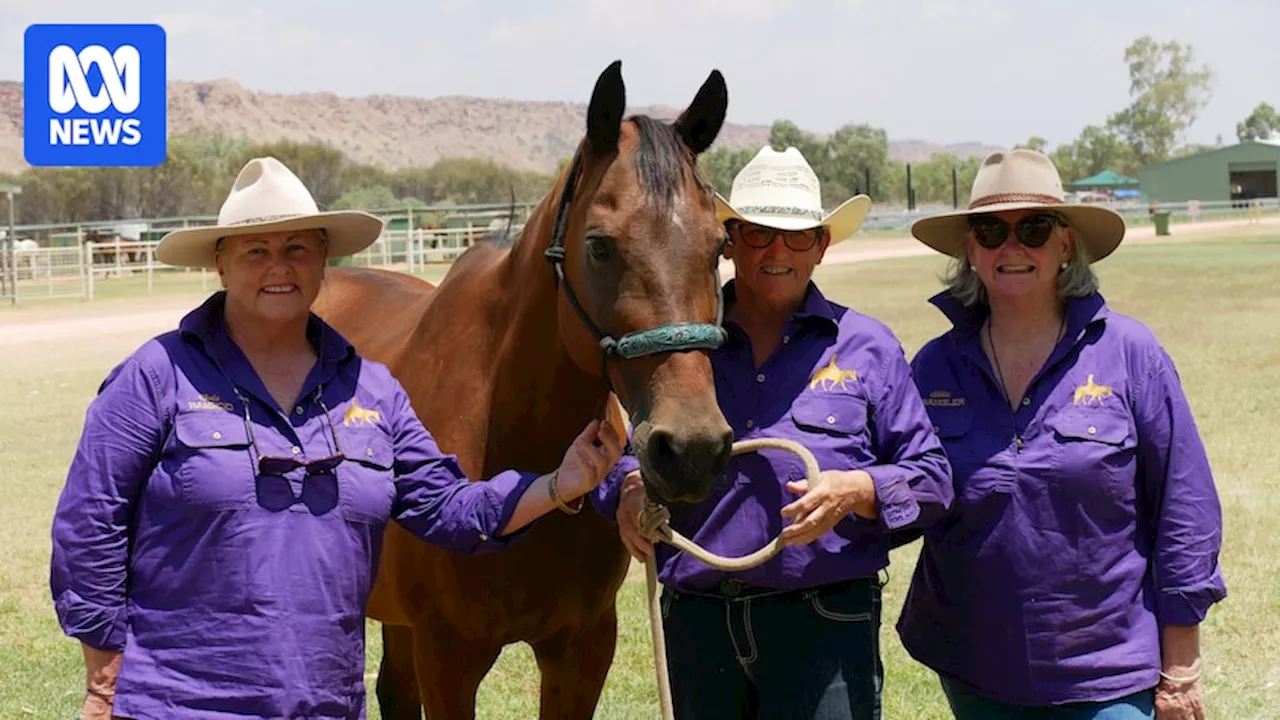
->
xmin=0 ymin=225 xmax=492 ymax=305
xmin=1 ymin=198 xmax=1277 ymax=306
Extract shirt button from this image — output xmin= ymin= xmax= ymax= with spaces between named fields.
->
xmin=295 ymin=406 xmax=304 ymax=415
xmin=745 ymin=419 xmax=755 ymax=429
xmin=756 ymin=373 xmax=765 ymax=383
xmin=1087 ymin=426 xmax=1097 ymax=435
xmin=826 ymin=415 xmax=837 ymax=425
xmin=212 ymin=431 xmax=222 ymax=440
xmin=366 ymin=448 xmax=375 ymax=457
xmin=932 ymin=424 xmax=940 ymax=434
xmin=782 ymin=335 xmax=790 ymax=344
xmin=1021 ymin=397 xmax=1031 ymax=406
xmin=291 ymin=445 xmax=301 ymax=455
xmin=479 ymin=533 xmax=489 ymax=542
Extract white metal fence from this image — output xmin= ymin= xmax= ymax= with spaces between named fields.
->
xmin=0 ymin=225 xmax=498 ymax=305
xmin=1 ymin=197 xmax=1277 ymax=306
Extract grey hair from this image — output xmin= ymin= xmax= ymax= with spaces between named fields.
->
xmin=942 ymin=227 xmax=1099 ymax=308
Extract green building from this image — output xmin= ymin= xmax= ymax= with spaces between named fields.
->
xmin=1139 ymin=140 xmax=1280 ymax=203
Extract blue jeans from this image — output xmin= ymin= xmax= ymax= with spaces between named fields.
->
xmin=660 ymin=576 xmax=883 ymax=720
xmin=940 ymin=675 xmax=1156 ymax=719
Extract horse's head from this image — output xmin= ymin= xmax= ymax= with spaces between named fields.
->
xmin=547 ymin=60 xmax=733 ymax=506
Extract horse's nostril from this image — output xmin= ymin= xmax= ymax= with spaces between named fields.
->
xmin=651 ymin=429 xmax=680 ymax=467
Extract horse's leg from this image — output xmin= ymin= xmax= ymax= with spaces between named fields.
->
xmin=376 ymin=624 xmax=424 ymax=720
xmin=532 ymin=605 xmax=619 ymax=720
xmin=414 ymin=624 xmax=502 ymax=720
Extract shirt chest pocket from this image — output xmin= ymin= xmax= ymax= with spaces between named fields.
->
xmin=788 ymin=392 xmax=873 ymax=471
xmin=1047 ymin=407 xmax=1139 ymax=513
xmin=929 ymin=405 xmax=1017 ymax=502
xmin=338 ymin=427 xmax=397 ymax=526
xmin=172 ymin=411 xmax=256 ymax=510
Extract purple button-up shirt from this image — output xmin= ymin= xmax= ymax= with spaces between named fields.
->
xmin=592 ymin=281 xmax=952 ymax=593
xmin=897 ymin=290 xmax=1227 ymax=706
xmin=49 ymin=292 xmax=540 ymax=719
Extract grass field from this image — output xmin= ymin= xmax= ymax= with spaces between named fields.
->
xmin=2 ymin=229 xmax=1278 ymax=718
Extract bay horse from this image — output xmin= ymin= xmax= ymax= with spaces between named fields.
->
xmin=312 ymin=61 xmax=735 ymax=718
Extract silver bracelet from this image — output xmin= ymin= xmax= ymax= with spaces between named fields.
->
xmin=1159 ymin=659 xmax=1203 ymax=684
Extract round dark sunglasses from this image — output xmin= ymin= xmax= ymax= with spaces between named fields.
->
xmin=968 ymin=213 xmax=1067 ymax=250
xmin=727 ymin=221 xmax=825 ymax=252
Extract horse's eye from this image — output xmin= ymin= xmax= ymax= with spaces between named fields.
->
xmin=586 ymin=236 xmax=614 ymax=262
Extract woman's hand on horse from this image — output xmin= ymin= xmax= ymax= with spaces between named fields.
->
xmin=557 ymin=419 xmax=624 ymax=498
xmin=616 ymin=470 xmax=654 ymax=562
xmin=780 ymin=469 xmax=877 ymax=546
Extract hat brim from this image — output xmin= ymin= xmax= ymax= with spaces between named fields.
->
xmin=155 ymin=211 xmax=386 ymax=269
xmin=909 ymin=201 xmax=1127 ymax=263
xmin=714 ymin=193 xmax=873 ymax=246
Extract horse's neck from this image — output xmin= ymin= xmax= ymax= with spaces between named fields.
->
xmin=484 ymin=222 xmax=611 ymax=468
xmin=407 ymin=215 xmax=609 ymax=477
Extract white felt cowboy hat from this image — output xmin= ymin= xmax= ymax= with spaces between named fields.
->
xmin=910 ymin=148 xmax=1126 ymax=262
xmin=156 ymin=157 xmax=384 ymax=269
xmin=714 ymin=146 xmax=872 ymax=245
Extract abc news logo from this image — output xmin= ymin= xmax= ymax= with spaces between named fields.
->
xmin=48 ymin=44 xmax=143 ymax=147
xmin=24 ymin=24 xmax=167 ymax=167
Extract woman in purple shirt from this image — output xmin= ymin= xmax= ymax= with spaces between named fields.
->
xmin=898 ymin=149 xmax=1225 ymax=720
xmin=592 ymin=146 xmax=954 ymax=719
xmin=50 ymin=157 xmax=621 ymax=720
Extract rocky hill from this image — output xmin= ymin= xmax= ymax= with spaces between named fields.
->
xmin=0 ymin=79 xmax=1002 ymax=175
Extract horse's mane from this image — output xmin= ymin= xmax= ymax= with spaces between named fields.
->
xmin=474 ymin=114 xmax=713 ymax=252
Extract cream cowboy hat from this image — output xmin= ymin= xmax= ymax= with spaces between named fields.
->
xmin=910 ymin=148 xmax=1126 ymax=262
xmin=714 ymin=146 xmax=872 ymax=245
xmin=155 ymin=157 xmax=385 ymax=269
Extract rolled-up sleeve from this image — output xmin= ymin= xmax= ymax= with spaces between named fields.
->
xmin=864 ymin=344 xmax=954 ymax=533
xmin=1135 ymin=347 xmax=1227 ymax=626
xmin=50 ymin=357 xmax=165 ymax=652
xmin=388 ymin=382 xmax=541 ymax=553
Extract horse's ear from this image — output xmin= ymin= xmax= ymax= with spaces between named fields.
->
xmin=586 ymin=60 xmax=625 ymax=156
xmin=674 ymin=69 xmax=728 ymax=155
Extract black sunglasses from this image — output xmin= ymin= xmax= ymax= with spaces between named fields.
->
xmin=232 ymin=386 xmax=346 ymax=477
xmin=727 ymin=221 xmax=825 ymax=252
xmin=968 ymin=213 xmax=1067 ymax=250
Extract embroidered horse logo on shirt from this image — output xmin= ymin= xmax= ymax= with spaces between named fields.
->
xmin=343 ymin=398 xmax=382 ymax=427
xmin=1072 ymin=374 xmax=1114 ymax=405
xmin=809 ymin=355 xmax=858 ymax=391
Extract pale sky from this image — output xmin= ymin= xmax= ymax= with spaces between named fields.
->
xmin=3 ymin=0 xmax=1275 ymax=150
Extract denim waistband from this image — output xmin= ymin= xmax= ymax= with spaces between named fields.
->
xmin=668 ymin=574 xmax=880 ymax=603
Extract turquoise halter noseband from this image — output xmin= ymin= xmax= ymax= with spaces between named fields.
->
xmin=543 ymin=146 xmax=728 ymax=371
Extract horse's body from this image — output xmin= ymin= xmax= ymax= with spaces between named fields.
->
xmin=312 ymin=62 xmax=734 ymax=718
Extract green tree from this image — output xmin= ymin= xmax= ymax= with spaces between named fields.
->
xmin=1106 ymin=35 xmax=1214 ymax=165
xmin=697 ymin=146 xmax=755 ymax=195
xmin=1236 ymin=102 xmax=1280 ymax=142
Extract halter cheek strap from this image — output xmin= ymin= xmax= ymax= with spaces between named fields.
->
xmin=542 ymin=146 xmax=728 ymax=376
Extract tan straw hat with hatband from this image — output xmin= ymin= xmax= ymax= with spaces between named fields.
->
xmin=910 ymin=148 xmax=1126 ymax=262
xmin=714 ymin=146 xmax=872 ymax=245
xmin=156 ymin=157 xmax=385 ymax=269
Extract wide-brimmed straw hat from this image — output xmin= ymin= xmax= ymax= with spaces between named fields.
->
xmin=156 ymin=157 xmax=385 ymax=269
xmin=910 ymin=148 xmax=1126 ymax=262
xmin=714 ymin=146 xmax=872 ymax=245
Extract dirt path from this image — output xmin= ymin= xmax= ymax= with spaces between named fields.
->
xmin=2 ymin=215 xmax=1275 ymax=350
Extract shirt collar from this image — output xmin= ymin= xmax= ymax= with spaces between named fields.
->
xmin=928 ymin=289 xmax=1110 ymax=342
xmin=178 ymin=291 xmax=356 ymax=375
xmin=722 ymin=279 xmax=840 ymax=333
